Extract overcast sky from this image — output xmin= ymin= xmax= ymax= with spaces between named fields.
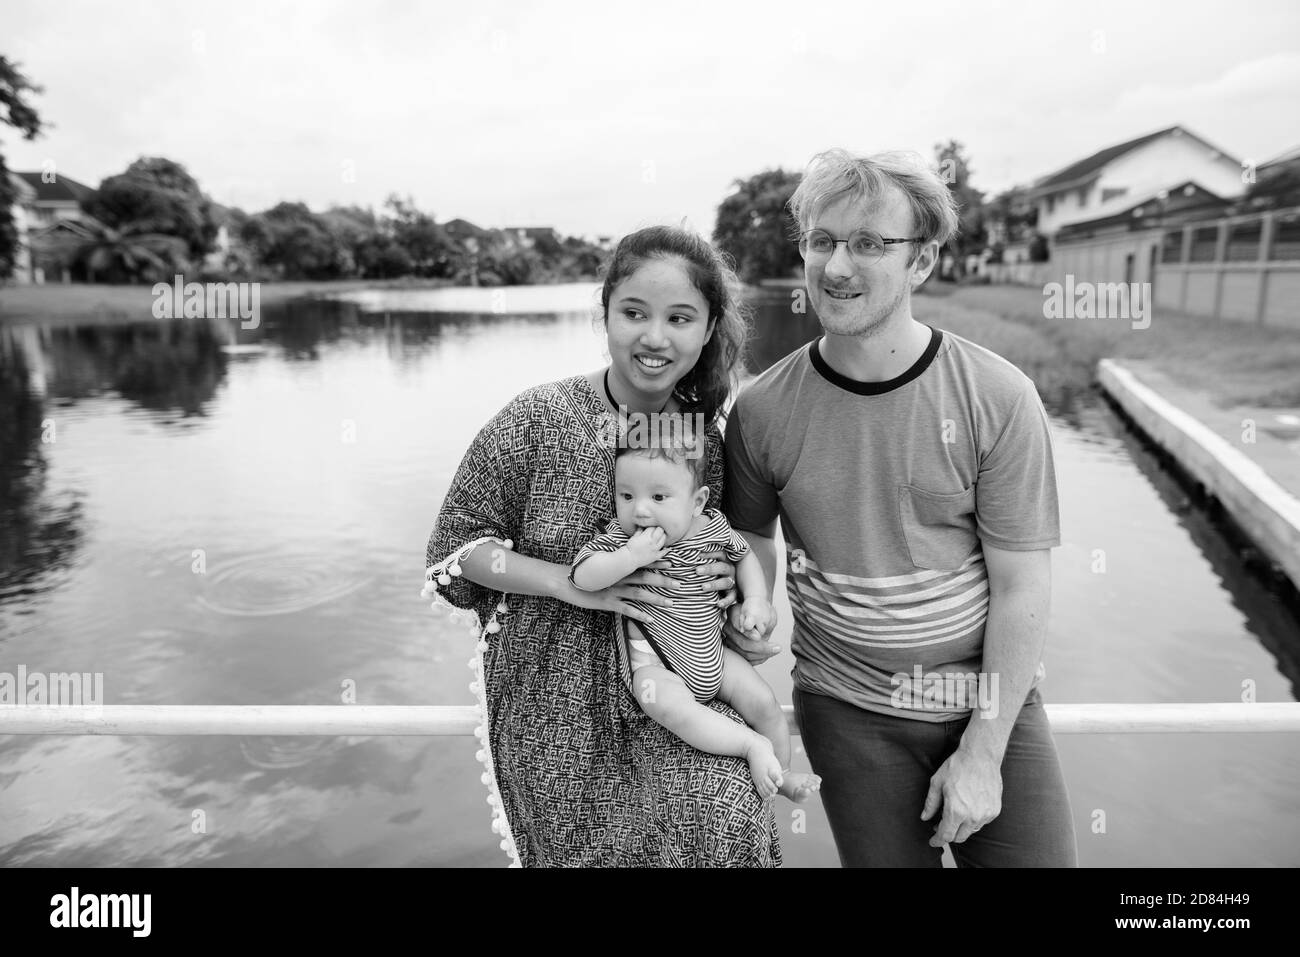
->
xmin=5 ymin=0 xmax=1299 ymax=238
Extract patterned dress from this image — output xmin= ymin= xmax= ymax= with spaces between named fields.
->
xmin=426 ymin=374 xmax=782 ymax=867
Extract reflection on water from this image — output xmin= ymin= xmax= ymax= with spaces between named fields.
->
xmin=5 ymin=319 xmax=230 ymax=411
xmin=0 ymin=287 xmax=1297 ymax=868
xmin=0 ymin=334 xmax=84 ymax=601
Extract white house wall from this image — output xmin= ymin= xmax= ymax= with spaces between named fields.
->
xmin=1097 ymin=134 xmax=1244 ymax=209
xmin=1038 ymin=132 xmax=1247 ymax=237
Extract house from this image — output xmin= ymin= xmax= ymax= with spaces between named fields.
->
xmin=7 ymin=173 xmax=38 ymax=282
xmin=201 ymin=203 xmax=237 ymax=272
xmin=1238 ymin=145 xmax=1300 ymax=212
xmin=1050 ymin=180 xmax=1231 ymax=288
xmin=6 ymin=170 xmax=98 ymax=283
xmin=1050 ymin=151 xmax=1300 ymax=327
xmin=13 ymin=170 xmax=97 ymax=229
xmin=501 ymin=226 xmax=559 ymax=251
xmin=442 ymin=217 xmax=487 ymax=253
xmin=1028 ymin=126 xmax=1246 ymax=249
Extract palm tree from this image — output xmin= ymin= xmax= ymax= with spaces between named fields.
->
xmin=37 ymin=218 xmax=188 ymax=283
xmin=78 ymin=223 xmax=188 ymax=284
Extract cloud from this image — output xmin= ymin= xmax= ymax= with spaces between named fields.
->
xmin=7 ymin=0 xmax=1300 ymax=237
xmin=1115 ymin=53 xmax=1300 ymax=114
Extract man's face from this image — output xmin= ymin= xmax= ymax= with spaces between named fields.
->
xmin=803 ymin=186 xmax=937 ymax=339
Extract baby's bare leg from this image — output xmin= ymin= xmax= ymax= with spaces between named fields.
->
xmin=717 ymin=647 xmax=821 ymax=803
xmin=631 ymin=664 xmax=782 ymax=800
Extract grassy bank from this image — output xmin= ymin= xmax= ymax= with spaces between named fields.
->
xmin=0 ymin=278 xmax=463 ymax=327
xmin=919 ymin=284 xmax=1300 ymax=409
xmin=5 ymin=277 xmax=1296 ymax=409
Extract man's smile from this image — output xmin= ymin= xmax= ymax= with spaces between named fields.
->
xmin=824 ymin=289 xmax=863 ymax=301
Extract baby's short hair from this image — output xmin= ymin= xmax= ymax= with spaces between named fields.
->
xmin=613 ymin=414 xmax=710 ymax=489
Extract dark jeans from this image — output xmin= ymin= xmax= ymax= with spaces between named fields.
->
xmin=794 ymin=686 xmax=1078 ymax=867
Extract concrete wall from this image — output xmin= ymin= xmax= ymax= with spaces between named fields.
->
xmin=1099 ymin=360 xmax=1300 ymax=592
xmin=984 ymin=262 xmax=1054 ymax=286
xmin=1055 ymin=207 xmax=1300 ymax=328
xmin=1264 ymin=272 xmax=1300 ymax=329
xmin=1051 ymin=233 xmax=1160 ymax=286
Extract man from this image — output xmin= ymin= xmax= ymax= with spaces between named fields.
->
xmin=722 ymin=148 xmax=1077 ymax=867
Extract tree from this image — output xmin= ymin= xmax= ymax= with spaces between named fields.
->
xmin=55 ymin=221 xmax=188 ymax=284
xmin=84 ymin=157 xmax=219 ymax=264
xmin=385 ymin=195 xmax=455 ymax=277
xmin=240 ymin=202 xmax=353 ymax=279
xmin=933 ymin=140 xmax=987 ymax=267
xmin=356 ymin=233 xmax=413 ymax=278
xmin=478 ymin=233 xmax=542 ymax=285
xmin=561 ymin=235 xmax=602 ymax=278
xmin=713 ymin=168 xmax=803 ymax=283
xmin=0 ymin=56 xmax=45 ymax=278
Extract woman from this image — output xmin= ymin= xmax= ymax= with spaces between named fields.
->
xmin=424 ymin=226 xmax=781 ymax=866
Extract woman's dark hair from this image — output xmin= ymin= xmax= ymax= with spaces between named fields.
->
xmin=599 ymin=225 xmax=751 ymax=425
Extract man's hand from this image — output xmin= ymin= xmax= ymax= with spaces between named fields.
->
xmin=723 ymin=602 xmax=780 ymax=665
xmin=625 ymin=527 xmax=668 ymax=567
xmin=920 ymin=746 xmax=1003 ymax=847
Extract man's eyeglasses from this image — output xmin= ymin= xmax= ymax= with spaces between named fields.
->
xmin=797 ymin=228 xmax=924 ymax=267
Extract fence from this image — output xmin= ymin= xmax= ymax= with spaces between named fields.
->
xmin=4 ymin=703 xmax=1300 ymax=736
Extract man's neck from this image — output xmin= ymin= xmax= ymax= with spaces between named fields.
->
xmin=819 ymin=316 xmax=931 ymax=383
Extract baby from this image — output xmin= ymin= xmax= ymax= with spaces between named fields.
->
xmin=570 ymin=421 xmax=819 ymax=803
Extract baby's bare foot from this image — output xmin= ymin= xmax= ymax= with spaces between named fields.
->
xmin=778 ymin=770 xmax=821 ymax=803
xmin=743 ymin=736 xmax=784 ymax=800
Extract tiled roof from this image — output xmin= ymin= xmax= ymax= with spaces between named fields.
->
xmin=14 ymin=171 xmax=97 ymax=205
xmin=1259 ymin=145 xmax=1300 ymax=170
xmin=1032 ymin=126 xmax=1237 ymax=195
xmin=1034 ymin=128 xmax=1180 ymax=192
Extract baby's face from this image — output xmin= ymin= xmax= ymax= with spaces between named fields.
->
xmin=614 ymin=454 xmax=705 ymax=546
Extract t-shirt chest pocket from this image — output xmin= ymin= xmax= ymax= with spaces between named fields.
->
xmin=898 ymin=484 xmax=978 ymax=571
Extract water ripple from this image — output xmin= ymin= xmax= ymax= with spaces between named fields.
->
xmin=196 ymin=552 xmax=370 ymax=617
xmin=237 ymin=736 xmax=346 ymax=770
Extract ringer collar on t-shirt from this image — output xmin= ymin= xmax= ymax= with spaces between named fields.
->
xmin=809 ymin=325 xmax=943 ymax=396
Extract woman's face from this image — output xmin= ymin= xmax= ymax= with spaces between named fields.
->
xmin=605 ymin=258 xmax=715 ymax=408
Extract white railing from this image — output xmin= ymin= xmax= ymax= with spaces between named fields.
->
xmin=2 ymin=703 xmax=1299 ymax=736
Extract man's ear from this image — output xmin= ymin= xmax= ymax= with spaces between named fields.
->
xmin=693 ymin=485 xmax=710 ymax=515
xmin=910 ymin=240 xmax=941 ymax=289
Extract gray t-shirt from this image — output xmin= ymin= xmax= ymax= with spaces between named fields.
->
xmin=724 ymin=326 xmax=1060 ymax=721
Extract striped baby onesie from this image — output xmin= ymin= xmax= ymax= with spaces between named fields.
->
xmin=572 ymin=509 xmax=751 ymax=702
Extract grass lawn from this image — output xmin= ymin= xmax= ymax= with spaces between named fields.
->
xmin=917 ymin=283 xmax=1300 ymax=409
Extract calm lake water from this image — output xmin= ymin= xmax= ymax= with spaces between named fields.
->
xmin=1 ymin=285 xmax=1298 ymax=867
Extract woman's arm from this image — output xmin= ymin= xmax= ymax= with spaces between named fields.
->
xmin=572 ymin=528 xmax=668 ymax=592
xmin=454 ymin=541 xmax=673 ymax=625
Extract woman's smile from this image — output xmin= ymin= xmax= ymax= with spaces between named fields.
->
xmin=634 ymin=353 xmax=671 ymax=371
